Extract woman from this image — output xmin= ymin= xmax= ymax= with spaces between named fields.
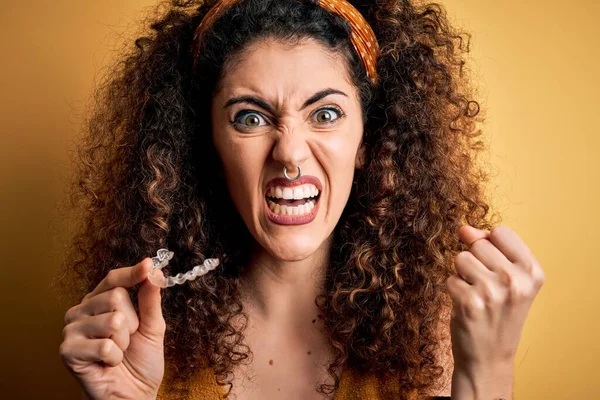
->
xmin=58 ymin=0 xmax=545 ymax=399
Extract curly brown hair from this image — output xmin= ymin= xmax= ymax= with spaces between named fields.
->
xmin=56 ymin=0 xmax=501 ymax=398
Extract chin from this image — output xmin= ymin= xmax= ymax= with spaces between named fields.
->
xmin=262 ymin=234 xmax=325 ymax=262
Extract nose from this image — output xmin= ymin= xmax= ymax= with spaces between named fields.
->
xmin=271 ymin=127 xmax=310 ymax=176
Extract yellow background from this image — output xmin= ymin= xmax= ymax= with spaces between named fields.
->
xmin=1 ymin=1 xmax=597 ymax=398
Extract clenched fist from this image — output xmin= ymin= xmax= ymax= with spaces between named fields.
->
xmin=447 ymin=225 xmax=546 ymax=399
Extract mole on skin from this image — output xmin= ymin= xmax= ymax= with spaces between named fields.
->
xmin=307 ymin=351 xmax=311 ymax=355
xmin=269 ymin=359 xmax=274 ymax=365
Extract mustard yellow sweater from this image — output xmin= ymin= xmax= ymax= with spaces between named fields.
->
xmin=157 ymin=364 xmax=449 ymax=399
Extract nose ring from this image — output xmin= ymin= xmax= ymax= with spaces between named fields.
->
xmin=283 ymin=165 xmax=302 ymax=181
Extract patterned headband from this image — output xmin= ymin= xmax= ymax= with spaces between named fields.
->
xmin=192 ymin=0 xmax=380 ymax=84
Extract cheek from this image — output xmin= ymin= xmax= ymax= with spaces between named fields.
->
xmin=318 ymin=129 xmax=362 ymax=175
xmin=222 ymin=141 xmax=268 ymax=178
xmin=214 ymin=137 xmax=268 ymax=210
xmin=312 ymin=129 xmax=362 ymax=213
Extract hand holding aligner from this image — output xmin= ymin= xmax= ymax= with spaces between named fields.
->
xmin=148 ymin=248 xmax=220 ymax=288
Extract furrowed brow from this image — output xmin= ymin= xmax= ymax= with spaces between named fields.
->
xmin=223 ymin=96 xmax=276 ymax=115
xmin=300 ymin=88 xmax=348 ymax=110
xmin=223 ymin=88 xmax=348 ymax=114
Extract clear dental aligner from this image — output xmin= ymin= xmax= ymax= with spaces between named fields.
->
xmin=148 ymin=248 xmax=220 ymax=288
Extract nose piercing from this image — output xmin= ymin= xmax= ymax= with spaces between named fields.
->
xmin=283 ymin=165 xmax=302 ymax=181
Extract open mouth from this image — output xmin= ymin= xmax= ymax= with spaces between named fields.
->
xmin=263 ymin=176 xmax=323 ymax=225
xmin=265 ymin=183 xmax=321 ymax=216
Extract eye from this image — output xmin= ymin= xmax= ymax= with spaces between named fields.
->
xmin=312 ymin=107 xmax=344 ymax=124
xmin=232 ymin=111 xmax=268 ymax=130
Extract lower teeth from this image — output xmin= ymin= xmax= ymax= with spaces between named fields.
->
xmin=268 ymin=199 xmax=315 ymax=216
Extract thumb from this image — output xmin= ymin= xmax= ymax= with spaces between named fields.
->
xmin=457 ymin=224 xmax=491 ymax=247
xmin=136 ymin=258 xmax=166 ymax=338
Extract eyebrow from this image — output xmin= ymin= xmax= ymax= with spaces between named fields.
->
xmin=223 ymin=88 xmax=348 ymax=114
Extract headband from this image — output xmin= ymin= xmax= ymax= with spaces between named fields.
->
xmin=192 ymin=0 xmax=380 ymax=84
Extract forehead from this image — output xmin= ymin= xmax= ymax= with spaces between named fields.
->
xmin=215 ymin=37 xmax=358 ymax=101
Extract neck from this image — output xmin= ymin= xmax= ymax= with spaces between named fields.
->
xmin=240 ymin=237 xmax=331 ymax=326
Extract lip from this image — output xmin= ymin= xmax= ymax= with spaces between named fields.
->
xmin=264 ymin=175 xmax=322 ymax=226
xmin=265 ymin=175 xmax=323 ymax=192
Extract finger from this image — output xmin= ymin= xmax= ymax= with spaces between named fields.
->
xmin=63 ymin=312 xmax=131 ymax=352
xmin=445 ymin=274 xmax=471 ymax=319
xmin=85 ymin=258 xmax=153 ymax=300
xmin=446 ymin=273 xmax=471 ymax=296
xmin=59 ymin=338 xmax=124 ymax=368
xmin=487 ymin=225 xmax=535 ymax=265
xmin=454 ymin=251 xmax=493 ymax=285
xmin=467 ymin=236 xmax=512 ymax=274
xmin=446 ymin=274 xmax=491 ymax=323
xmin=137 ymin=268 xmax=166 ymax=339
xmin=457 ymin=225 xmax=490 ymax=247
xmin=65 ymin=287 xmax=139 ymax=335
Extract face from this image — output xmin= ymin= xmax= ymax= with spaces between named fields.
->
xmin=211 ymin=37 xmax=364 ymax=261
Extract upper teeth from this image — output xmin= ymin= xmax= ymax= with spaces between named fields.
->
xmin=267 ymin=184 xmax=319 ymax=200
